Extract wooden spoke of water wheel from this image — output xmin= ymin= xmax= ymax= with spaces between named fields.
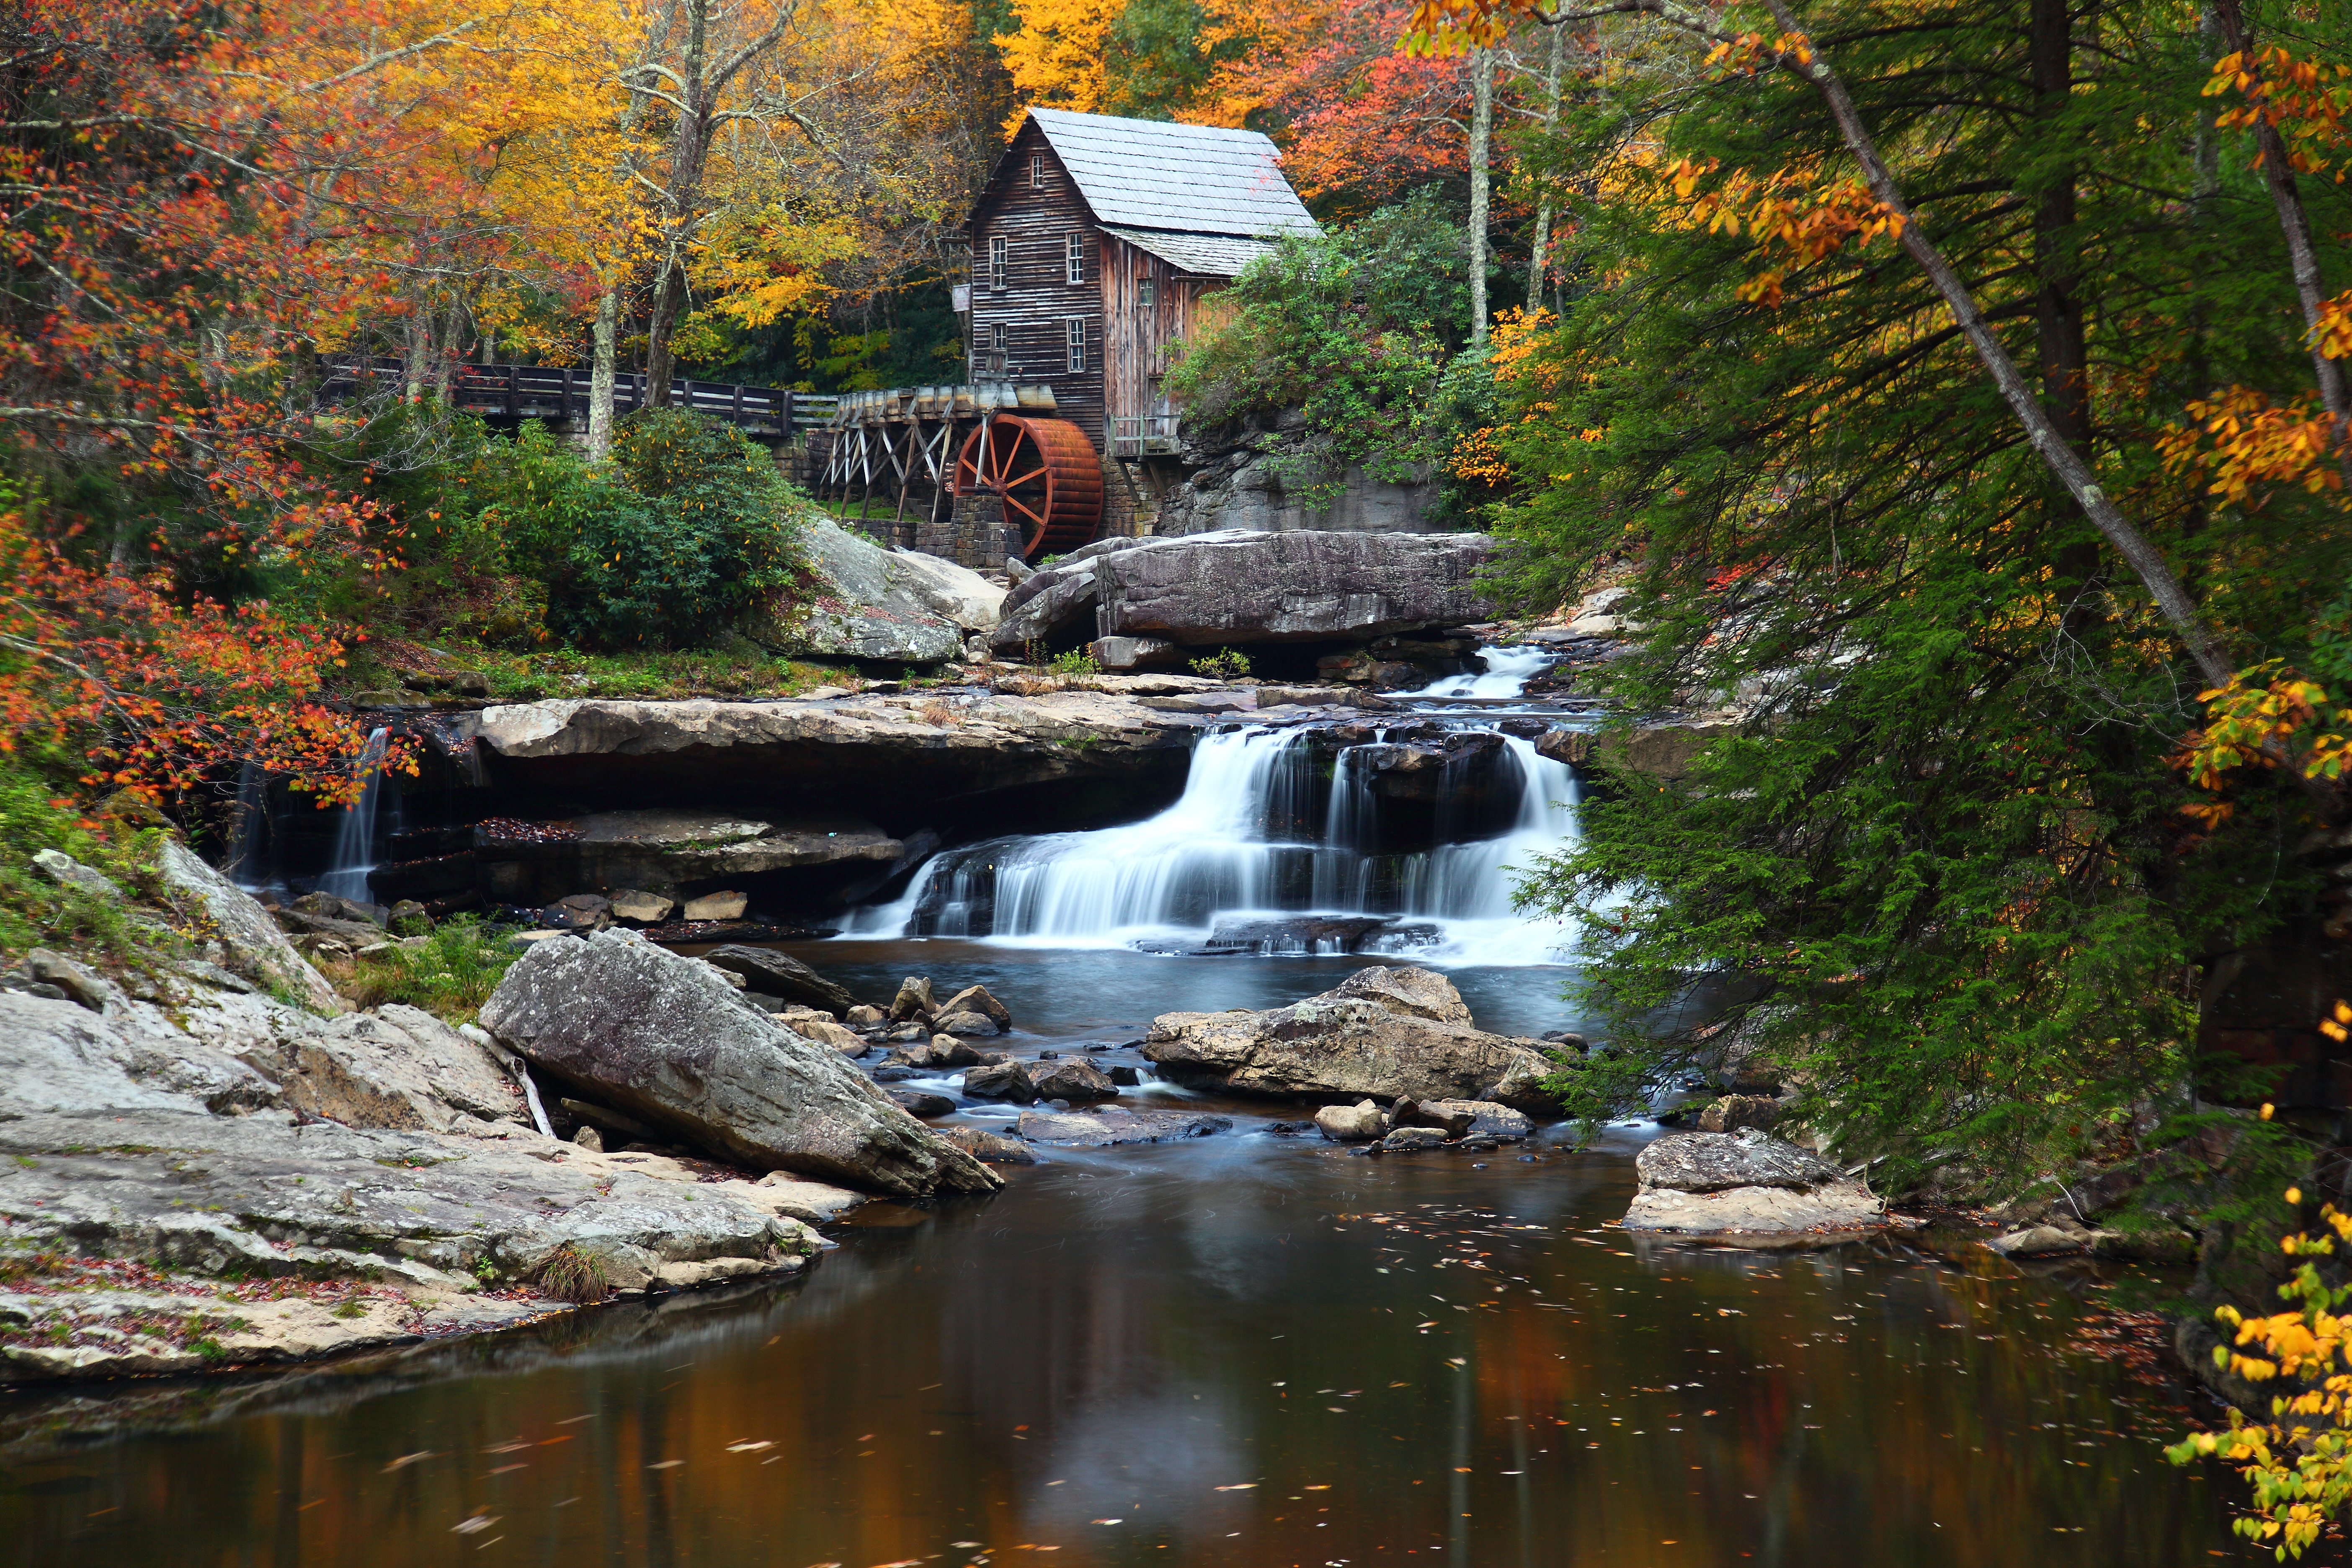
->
xmin=952 ymin=414 xmax=1103 ymax=558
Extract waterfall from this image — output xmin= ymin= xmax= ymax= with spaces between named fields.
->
xmin=317 ymin=727 xmax=389 ymax=903
xmin=1400 ymin=644 xmax=1560 ymax=699
xmin=849 ymin=723 xmax=1583 ymax=966
xmin=222 ymin=761 xmax=273 ymax=892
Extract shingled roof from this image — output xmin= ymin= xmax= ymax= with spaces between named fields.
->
xmin=1025 ymin=108 xmax=1319 ymax=240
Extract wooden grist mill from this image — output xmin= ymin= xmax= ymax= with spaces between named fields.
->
xmin=952 ymin=413 xmax=1103 ymax=558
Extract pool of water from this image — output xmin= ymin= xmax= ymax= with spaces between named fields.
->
xmin=0 ymin=944 xmax=2293 ymax=1565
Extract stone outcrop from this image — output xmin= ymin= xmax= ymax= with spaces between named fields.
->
xmin=154 ymin=841 xmax=343 ymax=1013
xmin=475 ymin=809 xmax=901 ymax=902
xmin=701 ymin=944 xmax=861 ymax=1016
xmin=990 ymin=530 xmax=1498 ymax=655
xmin=230 ymin=1003 xmax=524 ymax=1135
xmin=745 ymin=518 xmax=985 ymax=664
xmin=464 ymin=689 xmax=1199 ymax=816
xmin=1142 ymin=966 xmax=1562 ymax=1113
xmin=1622 ymin=1130 xmax=1883 ymax=1240
xmin=1535 ymin=722 xmax=1741 ymax=781
xmin=478 ymin=929 xmax=999 ymax=1197
xmin=0 ymin=986 xmax=854 ymax=1381
xmin=1155 ymin=446 xmax=1439 ymax=538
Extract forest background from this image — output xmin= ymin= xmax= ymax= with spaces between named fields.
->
xmin=4 ymin=0 xmax=2352 ymax=1341
xmin=3 ymin=0 xmax=2352 ymax=1543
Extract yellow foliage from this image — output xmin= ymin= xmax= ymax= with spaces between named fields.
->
xmin=2158 ymin=387 xmax=2343 ymax=507
xmin=998 ymin=0 xmax=1126 ymax=119
xmin=2173 ymin=1196 xmax=2352 ymax=1559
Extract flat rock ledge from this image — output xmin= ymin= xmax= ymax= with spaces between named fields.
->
xmin=1622 ymin=1130 xmax=1884 ymax=1245
xmin=0 ymin=857 xmax=871 ymax=1382
xmin=0 ymin=1104 xmax=854 ymax=1382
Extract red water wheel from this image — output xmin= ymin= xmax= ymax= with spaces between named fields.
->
xmin=952 ymin=414 xmax=1103 ymax=558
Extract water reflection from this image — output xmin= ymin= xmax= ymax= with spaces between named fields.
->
xmin=0 ymin=1130 xmax=2290 ymax=1567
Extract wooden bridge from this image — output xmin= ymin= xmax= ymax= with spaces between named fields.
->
xmin=317 ymin=356 xmax=839 ymax=439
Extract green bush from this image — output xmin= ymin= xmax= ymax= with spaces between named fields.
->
xmin=1188 ymin=647 xmax=1251 ymax=681
xmin=0 ymin=751 xmax=168 ymax=967
xmin=1165 ymin=191 xmax=1470 ymax=505
xmin=507 ymin=409 xmax=807 ymax=650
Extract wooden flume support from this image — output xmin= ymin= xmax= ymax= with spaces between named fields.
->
xmin=810 ymin=382 xmax=1090 ymax=553
xmin=952 ymin=413 xmax=1104 ymax=558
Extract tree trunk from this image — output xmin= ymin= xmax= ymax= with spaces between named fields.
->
xmin=401 ymin=310 xmax=429 ymax=404
xmin=1468 ymin=46 xmax=1495 ymax=347
xmin=644 ymin=257 xmax=689 ymax=407
xmin=1528 ymin=19 xmax=1567 ymax=315
xmin=1756 ymin=0 xmax=2233 ymax=691
xmin=2209 ymin=0 xmax=2352 ymax=487
xmin=2031 ymin=0 xmax=2101 ymax=636
xmin=588 ymin=281 xmax=622 ymax=461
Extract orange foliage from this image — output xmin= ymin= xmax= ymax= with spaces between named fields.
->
xmin=2208 ymin=45 xmax=2352 ymax=180
xmin=1661 ymin=157 xmax=1905 ymax=307
xmin=2157 ymin=389 xmax=2344 ymax=506
xmin=0 ymin=508 xmax=400 ymax=808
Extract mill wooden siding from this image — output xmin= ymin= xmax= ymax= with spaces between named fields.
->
xmin=1097 ymin=232 xmax=1218 ymax=436
xmin=967 ymin=121 xmax=1105 ymax=444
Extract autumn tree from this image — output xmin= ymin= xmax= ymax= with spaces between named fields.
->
xmin=1442 ymin=0 xmax=2349 ymax=1197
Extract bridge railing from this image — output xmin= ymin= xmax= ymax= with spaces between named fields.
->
xmin=316 ymin=356 xmax=829 ymax=437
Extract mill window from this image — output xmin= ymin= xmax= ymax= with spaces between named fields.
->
xmin=1030 ymin=153 xmax=1043 ymax=188
xmin=991 ymin=322 xmax=1007 ymax=351
xmin=1065 ymin=317 xmax=1087 ymax=373
xmin=988 ymin=235 xmax=1007 ymax=291
xmin=1137 ymin=271 xmax=1156 ymax=308
xmin=1066 ymin=233 xmax=1085 ymax=286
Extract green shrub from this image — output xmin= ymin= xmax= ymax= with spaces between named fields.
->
xmin=536 ymin=1244 xmax=611 ymax=1305
xmin=339 ymin=915 xmax=517 ymax=1022
xmin=1165 ymin=191 xmax=1470 ymax=504
xmin=1188 ymin=647 xmax=1251 ymax=681
xmin=1049 ymin=649 xmax=1101 ymax=678
xmin=522 ymin=410 xmax=806 ymax=650
xmin=0 ymin=750 xmax=169 ymax=966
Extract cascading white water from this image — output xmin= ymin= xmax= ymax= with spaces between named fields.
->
xmin=1399 ymin=644 xmax=1560 ymax=699
xmin=222 ymin=760 xmax=273 ymax=892
xmin=850 ymin=723 xmax=1583 ymax=965
xmin=318 ymin=727 xmax=389 ymax=902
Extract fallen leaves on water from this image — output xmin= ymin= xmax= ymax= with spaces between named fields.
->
xmin=647 ymin=1460 xmax=685 ymax=1470
xmin=1214 ymin=1483 xmax=1258 ymax=1491
xmin=384 ymin=1452 xmax=435 ymax=1472
xmin=451 ymin=1514 xmax=499 ymax=1535
xmin=726 ymin=1440 xmax=774 ymax=1453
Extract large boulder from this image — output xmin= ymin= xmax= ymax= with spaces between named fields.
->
xmin=746 ymin=518 xmax=965 ymax=663
xmin=154 ymin=840 xmax=343 ymax=1013
xmin=231 ymin=1003 xmax=524 ymax=1135
xmin=991 ymin=537 xmax=1156 ymax=652
xmin=478 ymin=929 xmax=999 ymax=1196
xmin=987 ymin=531 xmax=1498 ymax=655
xmin=1016 ymin=1106 xmax=1232 ymax=1147
xmin=1142 ymin=965 xmax=1561 ymax=1112
xmin=1622 ymin=1130 xmax=1883 ymax=1239
xmin=702 ymin=944 xmax=860 ymax=1016
xmin=1314 ymin=1100 xmax=1389 ymax=1142
xmin=1096 ymin=531 xmax=1495 ymax=647
xmin=1634 ymin=1130 xmax=1840 ymax=1192
xmin=889 ymin=549 xmax=1008 ymax=632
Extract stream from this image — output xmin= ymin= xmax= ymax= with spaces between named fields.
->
xmin=0 ymin=654 xmax=2295 ymax=1563
xmin=0 ymin=947 xmax=2284 ymax=1565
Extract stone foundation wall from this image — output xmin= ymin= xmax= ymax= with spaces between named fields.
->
xmin=916 ymin=493 xmax=1020 ymax=570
